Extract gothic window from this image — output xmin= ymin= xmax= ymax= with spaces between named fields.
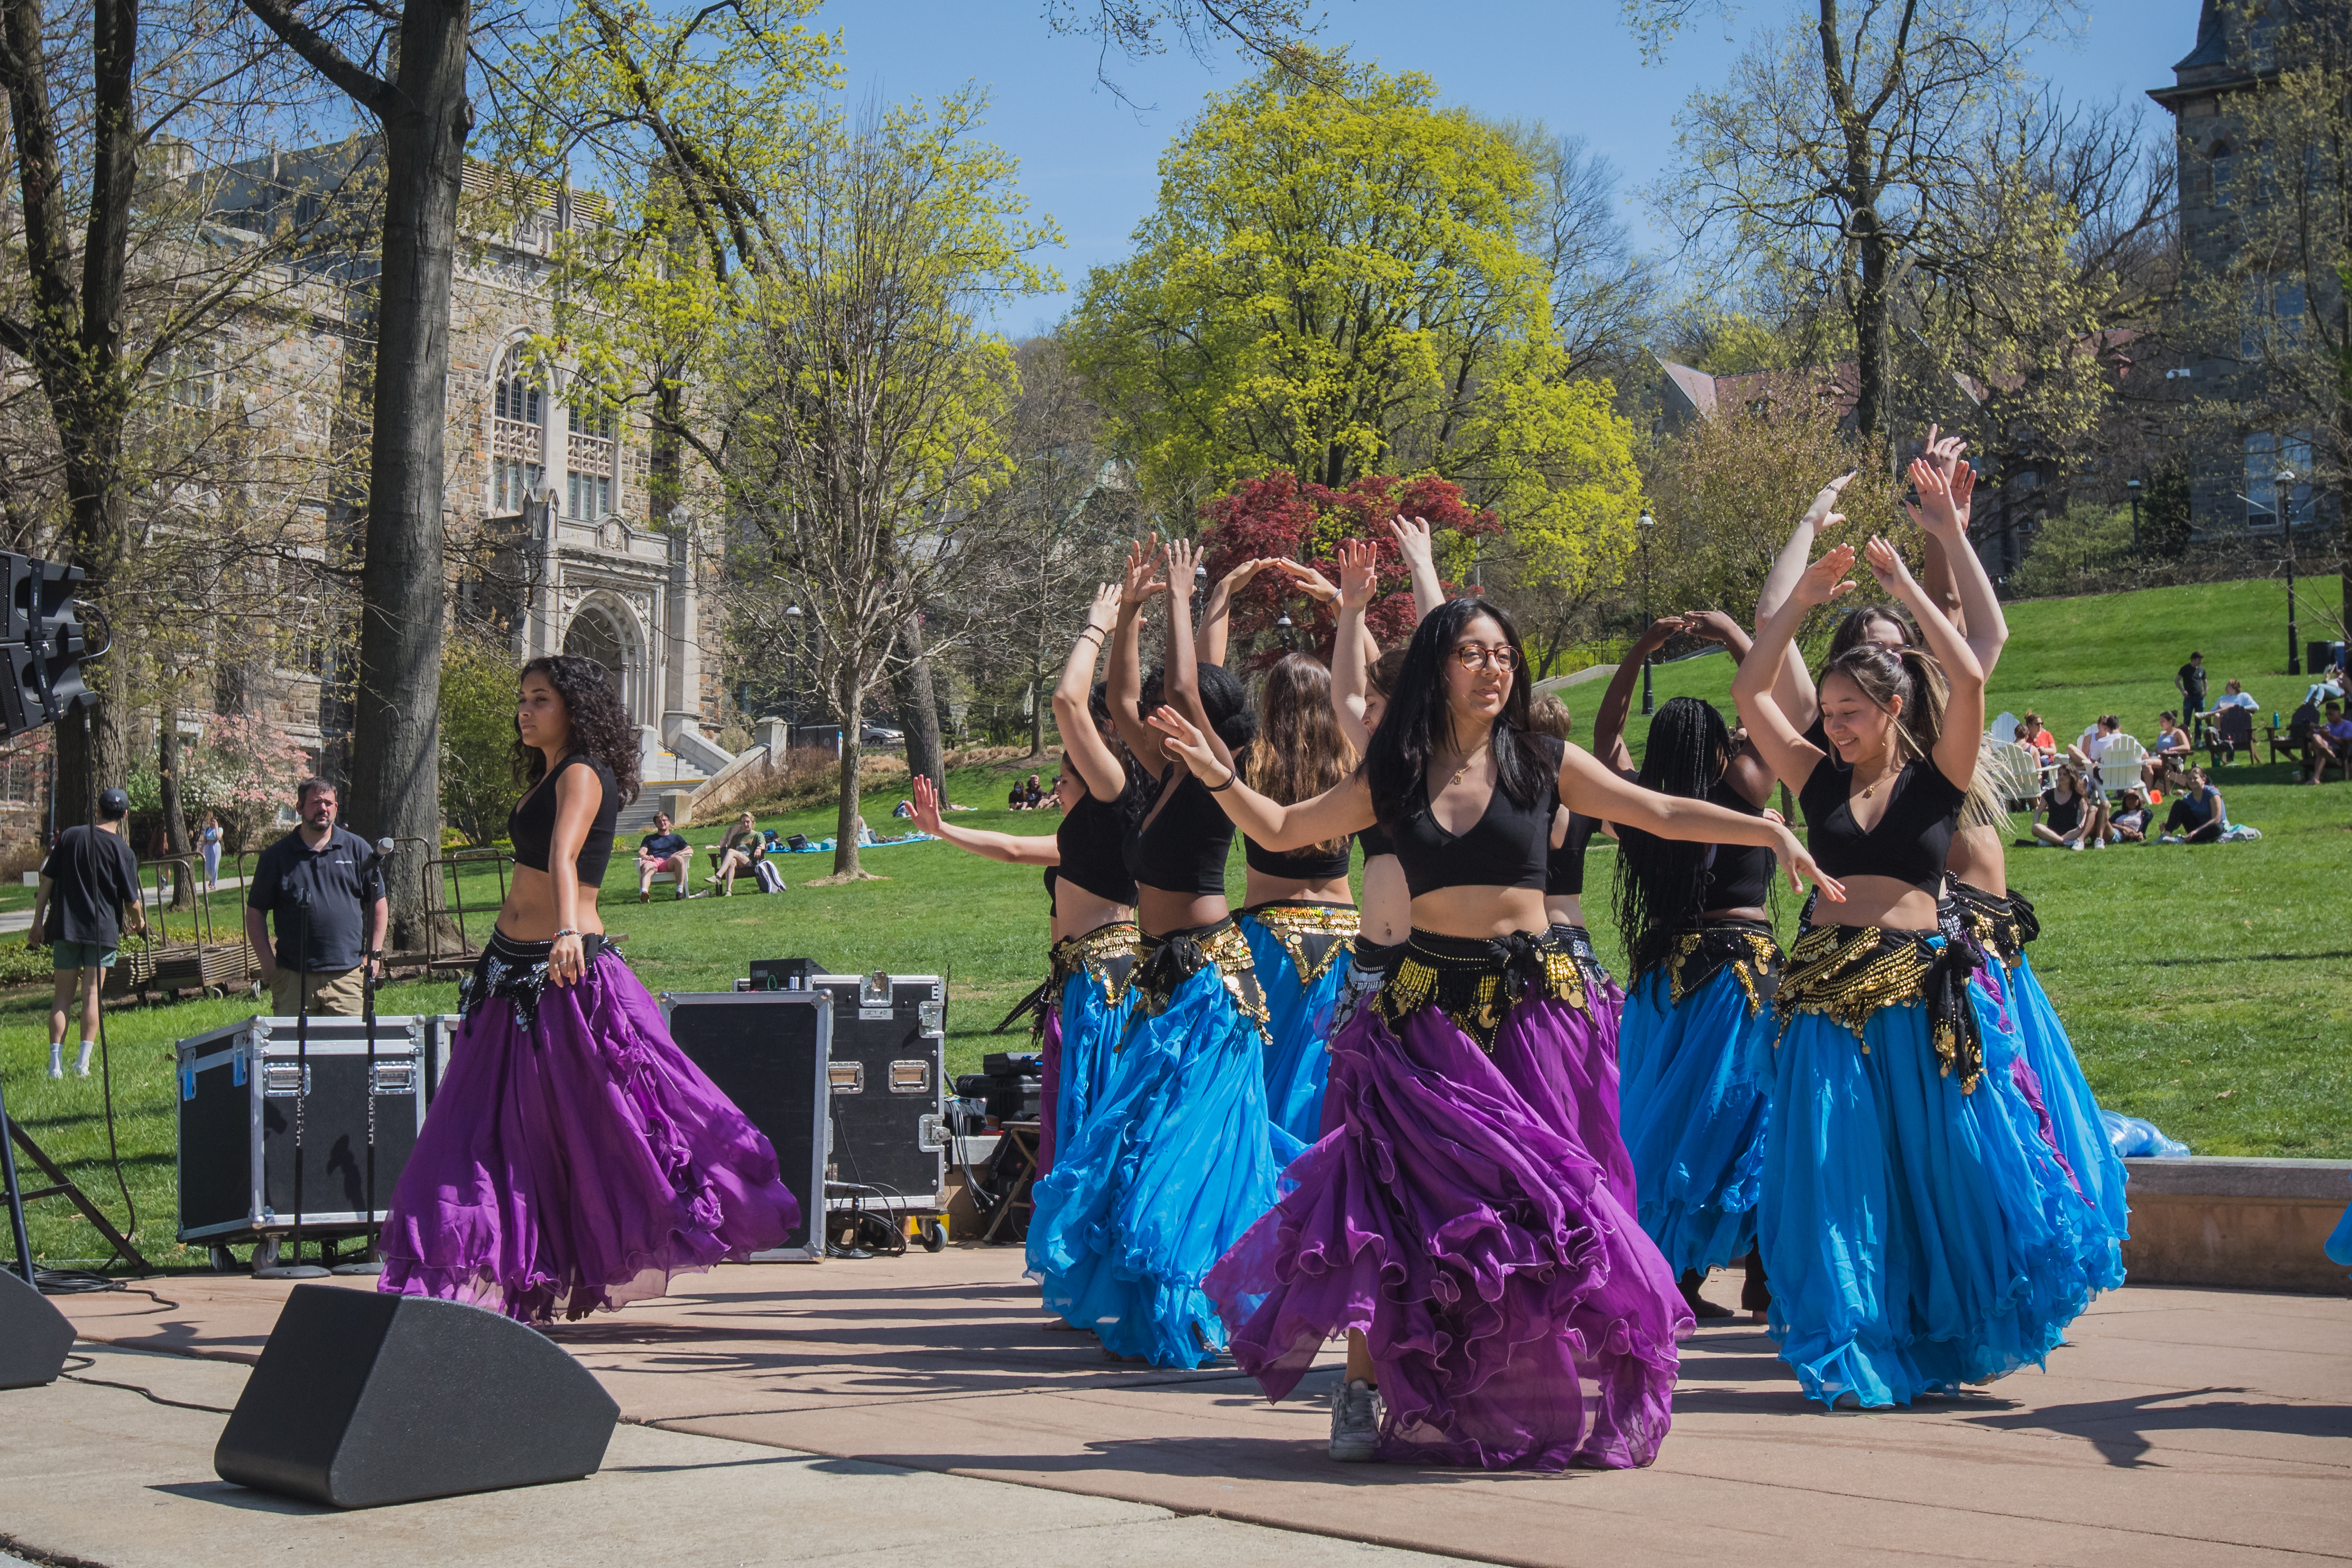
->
xmin=491 ymin=346 xmax=545 ymax=514
xmin=566 ymin=396 xmax=618 ymax=521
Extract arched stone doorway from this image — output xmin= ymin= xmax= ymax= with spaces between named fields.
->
xmin=562 ymin=594 xmax=646 ymax=723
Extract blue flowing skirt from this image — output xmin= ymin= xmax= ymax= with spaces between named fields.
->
xmin=1752 ymin=972 xmax=2099 ymax=1407
xmin=1967 ymin=953 xmax=2129 ymax=1292
xmin=1028 ymin=968 xmax=1137 ymax=1285
xmin=1618 ymin=968 xmax=1770 ymax=1277
xmin=1239 ymin=916 xmax=1351 ymax=1161
xmin=1028 ymin=963 xmax=1281 ymax=1367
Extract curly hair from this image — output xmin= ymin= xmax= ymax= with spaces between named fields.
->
xmin=511 ymin=654 xmax=643 ymax=805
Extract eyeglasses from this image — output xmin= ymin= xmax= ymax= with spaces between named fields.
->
xmin=1449 ymin=643 xmax=1519 ymax=672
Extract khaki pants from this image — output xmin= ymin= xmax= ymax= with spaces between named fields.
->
xmin=271 ymin=966 xmax=367 ymax=1017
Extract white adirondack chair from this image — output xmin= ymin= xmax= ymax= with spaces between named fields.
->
xmin=1978 ymin=742 xmax=2042 ymax=811
xmin=2095 ymin=736 xmax=2148 ymax=798
xmin=1988 ymin=711 xmax=2021 ymax=748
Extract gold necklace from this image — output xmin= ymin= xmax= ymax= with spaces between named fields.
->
xmin=1857 ymin=752 xmax=1899 ymax=799
xmin=1447 ymin=739 xmax=1491 ymax=789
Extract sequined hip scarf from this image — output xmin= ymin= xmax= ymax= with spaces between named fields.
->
xmin=1939 ymin=881 xmax=2039 ymax=969
xmin=1775 ymin=922 xmax=1985 ymax=1092
xmin=1374 ymin=927 xmax=1589 ymax=1054
xmin=1661 ymin=918 xmax=1783 ymax=1014
xmin=1240 ymin=899 xmax=1360 ymax=983
xmin=459 ymin=928 xmax=612 ymax=1031
xmin=1132 ymin=917 xmax=1269 ymax=1038
xmin=996 ymin=919 xmax=1141 ymax=1039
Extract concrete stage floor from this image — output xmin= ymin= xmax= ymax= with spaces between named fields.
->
xmin=11 ymin=1248 xmax=2350 ymax=1567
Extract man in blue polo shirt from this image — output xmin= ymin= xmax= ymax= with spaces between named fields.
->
xmin=243 ymin=777 xmax=386 ymax=1016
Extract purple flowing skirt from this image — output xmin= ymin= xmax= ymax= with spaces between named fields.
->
xmin=379 ymin=948 xmax=800 ymax=1324
xmin=1204 ymin=991 xmax=1690 ymax=1471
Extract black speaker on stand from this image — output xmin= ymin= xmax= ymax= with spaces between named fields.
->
xmin=214 ymin=1284 xmax=618 ymax=1508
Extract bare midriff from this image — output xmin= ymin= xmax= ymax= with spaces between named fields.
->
xmin=1358 ymin=857 xmax=1410 ymax=945
xmin=1409 ymin=885 xmax=1551 ymax=940
xmin=1051 ymin=889 xmax=1134 ymax=944
xmin=1943 ymin=824 xmax=2007 ymax=898
xmin=496 ymin=864 xmax=605 ymax=942
xmin=1138 ymin=887 xmax=1230 ymax=937
xmin=1809 ymin=874 xmax=1937 ymax=933
xmin=1544 ymin=891 xmax=1586 ymax=929
xmin=1242 ymin=869 xmax=1353 ymax=908
xmin=1700 ymin=903 xmax=1769 ymax=923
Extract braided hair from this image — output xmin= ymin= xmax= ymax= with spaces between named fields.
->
xmin=1613 ymin=697 xmax=1734 ymax=980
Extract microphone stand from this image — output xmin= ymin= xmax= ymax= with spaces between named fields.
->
xmin=256 ymin=885 xmax=326 ymax=1279
xmin=332 ymin=837 xmax=391 ymax=1276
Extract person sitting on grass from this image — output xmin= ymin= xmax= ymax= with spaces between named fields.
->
xmin=2034 ymin=760 xmax=2108 ymax=850
xmin=2110 ymin=787 xmax=2152 ymax=844
xmin=2160 ymin=767 xmax=2225 ymax=843
xmin=2144 ymin=711 xmax=2193 ymax=789
xmin=708 ymin=811 xmax=766 ymax=894
xmin=2308 ymin=700 xmax=2352 ymax=785
xmin=635 ymin=812 xmax=697 ymax=902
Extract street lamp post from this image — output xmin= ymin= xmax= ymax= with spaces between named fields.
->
xmin=1638 ymin=508 xmax=1657 ymax=716
xmin=2127 ymin=478 xmax=2142 ymax=553
xmin=784 ymin=603 xmax=803 ymax=739
xmin=2277 ymin=469 xmax=2300 ymax=676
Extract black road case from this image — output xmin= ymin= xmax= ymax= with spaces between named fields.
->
xmin=175 ymin=1015 xmax=428 ymax=1246
xmin=661 ymin=989 xmax=833 ymax=1262
xmin=813 ymin=972 xmax=948 ymax=1217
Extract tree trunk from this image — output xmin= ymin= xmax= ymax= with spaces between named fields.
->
xmin=1028 ymin=647 xmax=1045 ymax=758
xmin=341 ymin=0 xmax=474 ymax=949
xmin=158 ymin=711 xmax=195 ymax=910
xmin=831 ymin=669 xmax=864 ymax=879
xmin=1852 ymin=221 xmax=1889 ymax=447
xmin=892 ymin=612 xmax=946 ymax=794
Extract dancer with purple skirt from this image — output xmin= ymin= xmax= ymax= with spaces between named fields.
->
xmin=1152 ymin=597 xmax=1840 ymax=1470
xmin=379 ymin=655 xmax=798 ymax=1324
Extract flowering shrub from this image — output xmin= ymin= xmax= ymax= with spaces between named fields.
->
xmin=179 ymin=714 xmax=311 ymax=852
xmin=1197 ymin=473 xmax=1499 ymax=665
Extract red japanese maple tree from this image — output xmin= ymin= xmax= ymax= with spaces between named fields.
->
xmin=1196 ymin=472 xmax=1499 ymax=665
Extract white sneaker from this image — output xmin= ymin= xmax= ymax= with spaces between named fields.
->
xmin=1329 ymin=1378 xmax=1382 ymax=1462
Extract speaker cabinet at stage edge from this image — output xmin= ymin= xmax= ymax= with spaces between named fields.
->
xmin=812 ymin=973 xmax=947 ymax=1215
xmin=660 ymin=989 xmax=832 ymax=1262
xmin=0 ymin=1266 xmax=74 ymax=1389
xmin=214 ymin=1284 xmax=618 ymax=1509
xmin=175 ymin=1016 xmax=428 ymax=1246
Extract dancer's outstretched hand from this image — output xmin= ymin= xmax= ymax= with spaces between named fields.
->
xmin=1337 ymin=538 xmax=1379 ymax=613
xmin=1680 ymin=609 xmax=1744 ymax=646
xmin=910 ymin=774 xmax=946 ymax=836
xmin=1163 ymin=536 xmax=1200 ymax=595
xmin=1801 ymin=470 xmax=1858 ymax=532
xmin=1773 ymin=824 xmax=1845 ymax=901
xmin=1389 ymin=514 xmax=1436 ymax=572
xmin=1792 ymin=539 xmax=1859 ymax=608
xmin=1085 ymin=581 xmax=1122 ymax=633
xmin=1147 ymin=705 xmax=1226 ymax=783
xmin=1863 ymin=534 xmax=1916 ymax=595
xmin=1905 ymin=457 xmax=1965 ymax=539
xmin=1121 ymin=535 xmax=1166 ymax=609
xmin=1274 ymin=558 xmax=1339 ymax=603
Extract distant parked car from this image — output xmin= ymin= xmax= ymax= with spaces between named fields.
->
xmin=861 ymin=725 xmax=905 ymax=746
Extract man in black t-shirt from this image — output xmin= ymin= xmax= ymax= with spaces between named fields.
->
xmin=30 ymin=787 xmax=146 ymax=1079
xmin=2177 ymin=653 xmax=2208 ymax=743
xmin=635 ymin=812 xmax=697 ymax=901
xmin=243 ymin=777 xmax=387 ymax=1016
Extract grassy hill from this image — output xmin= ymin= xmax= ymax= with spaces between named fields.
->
xmin=6 ymin=576 xmax=2346 ymax=1266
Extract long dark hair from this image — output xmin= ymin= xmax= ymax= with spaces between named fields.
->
xmin=1244 ymin=653 xmax=1353 ymax=857
xmin=511 ymin=654 xmax=643 ymax=805
xmin=1084 ymin=679 xmax=1147 ymax=795
xmin=1614 ymin=697 xmax=1732 ymax=979
xmin=1143 ymin=662 xmax=1258 ymax=754
xmin=1364 ymin=597 xmax=1542 ymax=831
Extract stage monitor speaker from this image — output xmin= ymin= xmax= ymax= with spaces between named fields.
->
xmin=748 ymin=956 xmax=832 ymax=991
xmin=662 ymin=990 xmax=832 ymax=1260
xmin=214 ymin=1284 xmax=617 ymax=1509
xmin=0 ymin=1268 xmax=73 ymax=1389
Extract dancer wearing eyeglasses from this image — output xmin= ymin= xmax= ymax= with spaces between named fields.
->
xmin=1731 ymin=528 xmax=2095 ymax=1409
xmin=1027 ymin=536 xmax=1281 ymax=1368
xmin=1154 ymin=596 xmax=1838 ymax=1470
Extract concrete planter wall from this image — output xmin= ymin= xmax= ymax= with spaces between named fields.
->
xmin=2123 ymin=1157 xmax=2352 ymax=1295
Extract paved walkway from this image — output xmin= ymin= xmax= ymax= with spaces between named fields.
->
xmin=12 ymin=1251 xmax=2350 ymax=1567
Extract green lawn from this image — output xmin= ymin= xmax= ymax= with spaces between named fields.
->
xmin=5 ymin=575 xmax=2346 ymax=1268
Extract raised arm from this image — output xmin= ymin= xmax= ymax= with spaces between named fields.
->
xmin=911 ymin=775 xmax=1059 ymax=866
xmin=1107 ymin=536 xmax=1167 ymax=770
xmin=1052 ymin=582 xmax=1129 ymax=802
xmin=1755 ymin=470 xmax=1855 ymax=738
xmin=1736 ymin=544 xmax=1856 ymax=793
xmin=1147 ymin=706 xmax=1376 ymax=846
xmin=1160 ymin=538 xmax=1231 ymax=776
xmin=1590 ymin=617 xmax=1683 ymax=780
xmin=1556 ymin=744 xmax=1841 ymax=899
xmin=1907 ymin=452 xmax=2007 ymax=678
xmin=1196 ymin=557 xmax=1273 ymax=669
xmin=1330 ymin=538 xmax=1380 ymax=755
xmin=1859 ymin=534 xmax=1984 ymax=789
xmin=546 ymin=763 xmax=603 ymax=987
xmin=1389 ymin=515 xmax=1447 ymax=619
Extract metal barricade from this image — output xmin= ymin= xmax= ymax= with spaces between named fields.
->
xmin=114 ymin=852 xmax=251 ymax=998
xmin=422 ymin=842 xmax=510 ymax=969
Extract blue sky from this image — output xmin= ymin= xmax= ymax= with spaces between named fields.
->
xmin=820 ymin=0 xmax=2202 ymax=331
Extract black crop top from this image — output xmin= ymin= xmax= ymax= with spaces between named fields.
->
xmin=1699 ymin=778 xmax=1774 ymax=910
xmin=1545 ymin=812 xmax=1600 ymax=897
xmin=1244 ymin=832 xmax=1351 ymax=881
xmin=1797 ymin=755 xmax=1965 ymax=895
xmin=1051 ymin=776 xmax=1143 ymax=909
xmin=510 ymin=753 xmax=620 ymax=886
xmin=1124 ymin=766 xmax=1235 ymax=897
xmin=1393 ymin=734 xmax=1563 ymax=899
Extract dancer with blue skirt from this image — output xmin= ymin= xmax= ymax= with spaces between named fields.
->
xmin=1732 ymin=527 xmax=2097 ymax=1409
xmin=1594 ymin=613 xmax=1782 ymax=1320
xmin=1028 ymin=536 xmax=1282 ymax=1368
xmin=1157 ymin=597 xmax=1838 ymax=1469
